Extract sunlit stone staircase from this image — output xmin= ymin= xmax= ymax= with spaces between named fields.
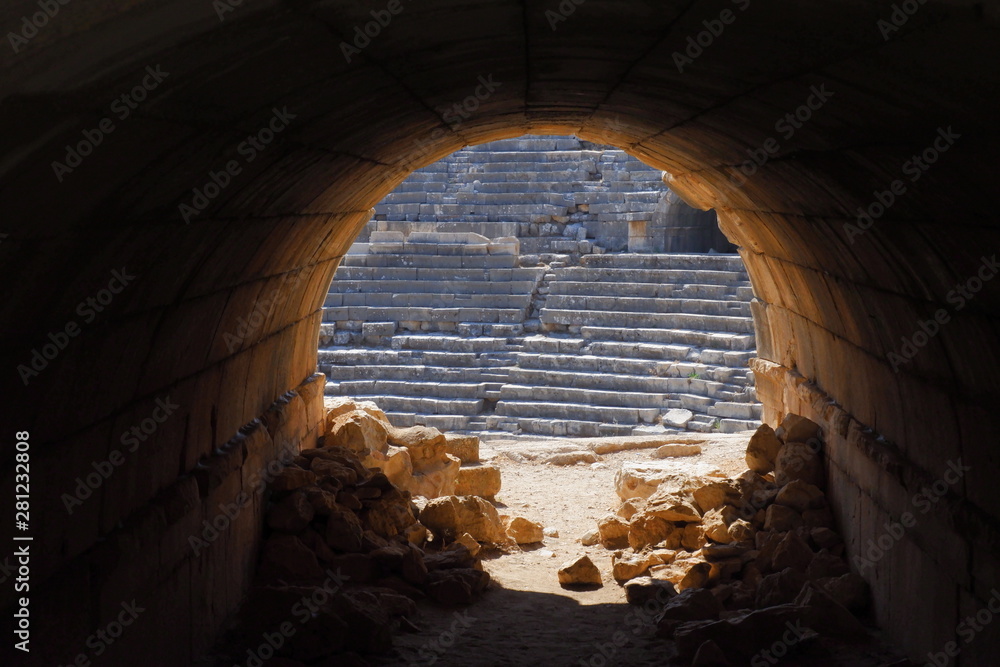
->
xmin=318 ymin=135 xmax=760 ymax=436
xmin=319 ymin=248 xmax=761 ymax=436
xmin=486 ymin=253 xmax=761 ymax=436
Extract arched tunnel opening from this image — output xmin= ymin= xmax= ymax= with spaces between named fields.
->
xmin=320 ymin=133 xmax=757 ymax=440
xmin=2 ymin=1 xmax=999 ymax=665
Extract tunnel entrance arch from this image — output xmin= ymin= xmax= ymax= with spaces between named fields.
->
xmin=3 ymin=3 xmax=998 ymax=664
xmin=319 ymin=133 xmax=762 ymax=441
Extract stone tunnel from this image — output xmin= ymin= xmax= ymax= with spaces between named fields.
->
xmin=1 ymin=0 xmax=999 ymax=664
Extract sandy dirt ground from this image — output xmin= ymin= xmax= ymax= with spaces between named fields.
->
xmin=371 ymin=432 xmax=911 ymax=667
xmin=374 ymin=433 xmax=748 ymax=667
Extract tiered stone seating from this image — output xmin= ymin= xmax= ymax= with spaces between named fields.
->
xmin=488 ymin=253 xmax=761 ymax=436
xmin=318 ymin=334 xmax=520 ymax=432
xmin=320 ymin=135 xmax=761 ymax=437
xmin=322 ymin=233 xmax=545 ymax=336
xmin=364 ymin=135 xmax=670 ymax=255
xmin=319 ymin=232 xmax=545 ymax=432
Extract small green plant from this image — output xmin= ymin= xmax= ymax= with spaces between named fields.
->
xmin=712 ymin=419 xmax=721 ymax=430
xmin=687 ymin=371 xmax=701 ymax=379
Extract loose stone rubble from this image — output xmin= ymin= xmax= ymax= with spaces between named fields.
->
xmin=585 ymin=413 xmax=875 ymax=664
xmin=211 ymin=398 xmax=549 ymax=664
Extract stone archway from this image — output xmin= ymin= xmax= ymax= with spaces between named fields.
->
xmin=2 ymin=1 xmax=999 ymax=663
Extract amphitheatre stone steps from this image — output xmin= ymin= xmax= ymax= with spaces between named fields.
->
xmin=330 ymin=280 xmax=539 ymax=295
xmin=340 ymin=254 xmax=520 ymax=269
xmin=505 ymin=367 xmax=750 ymax=395
xmin=331 ymin=394 xmax=486 ymax=416
xmin=554 ymin=266 xmax=747 ymax=285
xmin=509 ymin=355 xmax=755 ymax=397
xmin=489 ymin=250 xmax=760 ymax=435
xmin=321 ymin=135 xmax=760 ymax=436
xmin=324 ymin=293 xmax=533 ymax=310
xmin=581 ymin=253 xmax=747 ymax=271
xmin=334 ymin=266 xmax=546 ymax=281
xmin=464 ymin=137 xmax=584 ymax=151
xmin=544 ymin=294 xmax=752 ymax=317
xmin=319 ymin=348 xmax=517 ymax=370
xmin=500 ymin=384 xmax=671 ymax=409
xmin=322 ymin=306 xmax=528 ymax=325
xmin=550 ymin=280 xmax=748 ymax=300
xmin=324 ymin=364 xmax=510 ymax=384
xmin=331 ymin=380 xmax=498 ymax=400
xmin=389 ymin=334 xmax=518 ymax=353
xmin=494 ymin=400 xmax=661 ymax=425
xmin=579 ymin=326 xmax=756 ymax=351
xmin=539 ymin=308 xmax=755 ymax=334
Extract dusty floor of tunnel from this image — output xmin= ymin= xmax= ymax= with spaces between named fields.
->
xmin=371 ymin=436 xmax=909 ymax=667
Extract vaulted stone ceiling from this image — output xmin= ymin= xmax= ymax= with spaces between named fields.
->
xmin=1 ymin=1 xmax=998 ymax=663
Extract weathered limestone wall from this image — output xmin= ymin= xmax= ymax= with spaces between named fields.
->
xmin=2 ymin=1 xmax=998 ymax=663
xmin=3 ymin=372 xmax=327 ymax=664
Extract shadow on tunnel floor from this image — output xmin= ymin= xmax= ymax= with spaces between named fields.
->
xmin=371 ymin=582 xmax=909 ymax=667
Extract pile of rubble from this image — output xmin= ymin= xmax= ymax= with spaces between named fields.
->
xmin=572 ymin=414 xmax=876 ymax=665
xmin=212 ymin=398 xmax=545 ymax=665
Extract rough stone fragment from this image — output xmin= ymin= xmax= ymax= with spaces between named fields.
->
xmin=597 ymin=514 xmax=631 ymax=549
xmin=454 ymin=464 xmax=502 ymax=498
xmin=794 ymin=583 xmax=868 ymax=639
xmin=692 ymin=481 xmax=740 ymax=514
xmin=267 ymin=490 xmax=315 ymax=533
xmin=271 ymin=467 xmax=319 ymax=492
xmin=773 ymin=442 xmax=824 ymax=488
xmin=816 ymin=572 xmax=869 ymax=612
xmin=444 ymin=433 xmax=480 ymax=463
xmin=311 ymin=458 xmax=359 ymax=486
xmin=580 ymin=527 xmax=601 ymax=546
xmin=679 ymin=562 xmax=712 ymax=591
xmin=628 ymin=513 xmax=680 ymax=550
xmin=325 ymin=397 xmax=389 ymax=425
xmin=454 ymin=532 xmax=481 ymax=557
xmin=653 ymin=443 xmax=702 ymax=458
xmin=771 ymin=530 xmax=814 ymax=572
xmin=327 ymin=410 xmax=389 ymax=456
xmin=775 ymin=479 xmax=825 ymax=513
xmin=387 ymin=425 xmax=447 ymax=471
xmin=745 ymin=424 xmax=783 ymax=474
xmin=655 ymin=588 xmax=723 ymax=637
xmin=643 ymin=489 xmax=702 ymax=523
xmin=325 ymin=507 xmax=365 ymax=553
xmin=702 ymin=506 xmax=739 ymax=544
xmin=692 ymin=640 xmax=731 ymax=666
xmin=809 ymin=527 xmax=844 ymax=554
xmin=673 ymin=605 xmax=810 ymax=662
xmin=663 ymin=408 xmax=694 ymax=427
xmin=558 ymin=555 xmax=603 ymax=586
xmin=611 ymin=551 xmax=660 ymax=582
xmin=727 ymin=518 xmax=755 ymax=544
xmin=258 ymin=535 xmax=325 ymax=582
xmin=624 ymin=576 xmax=678 ymax=605
xmin=504 ymin=516 xmax=544 ymax=544
xmin=755 ymin=568 xmax=807 ymax=607
xmin=775 ymin=414 xmax=822 ymax=445
xmin=764 ymin=504 xmax=803 ymax=532
xmin=420 ymin=495 xmax=509 ymax=545
xmin=425 ymin=568 xmax=490 ymax=605
xmin=681 ymin=523 xmax=707 ymax=550
xmin=615 ymin=462 xmax=716 ymax=500
xmin=616 ymin=497 xmax=646 ymax=520
xmin=362 ymin=487 xmax=417 ymax=539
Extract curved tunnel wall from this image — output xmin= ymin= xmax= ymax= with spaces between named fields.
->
xmin=1 ymin=1 xmax=999 ymax=663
